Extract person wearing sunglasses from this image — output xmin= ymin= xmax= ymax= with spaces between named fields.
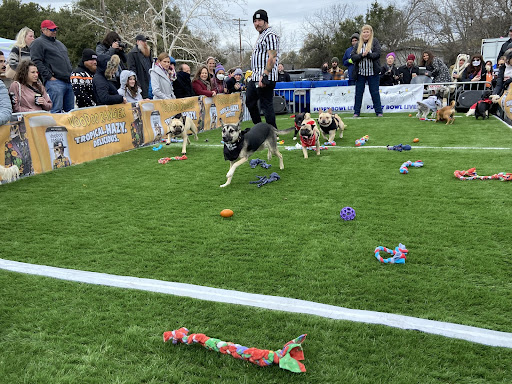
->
xmin=29 ymin=19 xmax=74 ymax=113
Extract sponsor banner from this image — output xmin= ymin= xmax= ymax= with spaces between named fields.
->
xmin=214 ymin=93 xmax=243 ymax=126
xmin=0 ymin=96 xmax=243 ymax=178
xmin=139 ymin=97 xmax=203 ymax=141
xmin=25 ymin=103 xmax=136 ymax=173
xmin=311 ymin=84 xmax=424 ymax=113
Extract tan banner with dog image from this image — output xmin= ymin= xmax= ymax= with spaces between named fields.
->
xmin=213 ymin=93 xmax=243 ymax=126
xmin=23 ymin=103 xmax=137 ymax=173
xmin=138 ymin=97 xmax=204 ymax=141
xmin=0 ymin=96 xmax=242 ymax=181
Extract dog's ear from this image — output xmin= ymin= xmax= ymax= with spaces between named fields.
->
xmin=174 ymin=113 xmax=182 ymax=120
xmin=327 ymin=108 xmax=333 ymax=114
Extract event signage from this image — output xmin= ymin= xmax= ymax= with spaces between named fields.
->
xmin=310 ymin=84 xmax=424 ymax=113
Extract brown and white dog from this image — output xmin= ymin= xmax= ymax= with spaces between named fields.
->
xmin=317 ymin=108 xmax=345 ymax=143
xmin=298 ymin=116 xmax=321 ymax=159
xmin=436 ymin=101 xmax=456 ymax=125
xmin=0 ymin=164 xmax=20 ymax=183
xmin=165 ymin=113 xmax=198 ymax=154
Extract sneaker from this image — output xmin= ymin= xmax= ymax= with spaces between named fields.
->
xmin=377 ymin=114 xmax=383 ymax=117
xmin=353 ymin=114 xmax=359 ymax=118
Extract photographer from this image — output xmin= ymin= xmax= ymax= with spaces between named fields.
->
xmin=96 ymin=31 xmax=127 ymax=88
xmin=380 ymin=52 xmax=400 ymax=86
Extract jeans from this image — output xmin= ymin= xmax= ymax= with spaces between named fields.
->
xmin=46 ymin=79 xmax=75 ymax=113
xmin=354 ymin=74 xmax=382 ymax=115
xmin=246 ymin=80 xmax=276 ymax=128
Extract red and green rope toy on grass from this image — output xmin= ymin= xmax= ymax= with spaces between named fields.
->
xmin=163 ymin=327 xmax=307 ymax=373
xmin=454 ymin=168 xmax=512 ymax=181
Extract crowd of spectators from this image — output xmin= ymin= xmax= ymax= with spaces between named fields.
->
xmin=0 ymin=19 xmax=511 ymax=120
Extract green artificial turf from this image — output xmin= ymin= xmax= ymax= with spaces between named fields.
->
xmin=1 ymin=112 xmax=511 ymax=382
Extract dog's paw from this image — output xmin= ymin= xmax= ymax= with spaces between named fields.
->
xmin=220 ymin=182 xmax=229 ymax=188
xmin=181 ymin=152 xmax=186 ymax=155
xmin=293 ymin=137 xmax=297 ymax=140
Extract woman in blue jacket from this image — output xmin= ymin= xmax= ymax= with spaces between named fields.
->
xmin=350 ymin=25 xmax=383 ymax=117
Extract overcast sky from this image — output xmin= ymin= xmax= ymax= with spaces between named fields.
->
xmin=31 ymin=0 xmax=375 ymax=51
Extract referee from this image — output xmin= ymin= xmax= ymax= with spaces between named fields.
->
xmin=246 ymin=9 xmax=279 ymax=129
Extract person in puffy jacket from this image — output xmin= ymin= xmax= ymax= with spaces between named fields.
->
xmin=118 ymin=70 xmax=142 ymax=102
xmin=93 ymin=54 xmax=125 ymax=106
xmin=149 ymin=52 xmax=176 ymax=100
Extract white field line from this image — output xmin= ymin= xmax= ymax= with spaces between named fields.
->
xmin=1 ymin=258 xmax=511 ymax=349
xmin=173 ymin=143 xmax=512 ymax=150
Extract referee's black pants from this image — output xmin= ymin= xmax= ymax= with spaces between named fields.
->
xmin=246 ymin=80 xmax=277 ymax=128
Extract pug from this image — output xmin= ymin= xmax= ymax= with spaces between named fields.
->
xmin=298 ymin=118 xmax=321 ymax=159
xmin=165 ymin=113 xmax=198 ymax=154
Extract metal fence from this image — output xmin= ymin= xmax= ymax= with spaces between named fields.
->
xmin=242 ymin=80 xmax=495 ymax=119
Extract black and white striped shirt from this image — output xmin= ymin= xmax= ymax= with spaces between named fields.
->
xmin=250 ymin=27 xmax=280 ymax=81
xmin=358 ymin=43 xmax=374 ymax=76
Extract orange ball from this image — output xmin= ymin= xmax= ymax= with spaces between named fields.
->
xmin=408 ymin=114 xmax=412 ymax=117
xmin=220 ymin=209 xmax=234 ymax=218
xmin=413 ymin=138 xmax=419 ymax=143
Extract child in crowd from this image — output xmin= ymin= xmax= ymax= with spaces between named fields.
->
xmin=118 ymin=70 xmax=143 ymax=102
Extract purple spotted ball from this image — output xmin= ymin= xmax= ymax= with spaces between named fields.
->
xmin=340 ymin=206 xmax=356 ymax=221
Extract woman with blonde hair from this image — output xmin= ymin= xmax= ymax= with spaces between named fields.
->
xmin=7 ymin=27 xmax=35 ymax=77
xmin=9 ymin=60 xmax=52 ymax=112
xmin=350 ymin=24 xmax=383 ymax=117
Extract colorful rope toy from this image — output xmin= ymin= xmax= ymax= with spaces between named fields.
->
xmin=163 ymin=328 xmax=307 ymax=373
xmin=400 ymin=160 xmax=423 ymax=174
xmin=374 ymin=243 xmax=408 ymax=264
xmin=387 ymin=143 xmax=411 ymax=151
xmin=158 ymin=155 xmax=187 ymax=164
xmin=454 ymin=168 xmax=512 ymax=181
xmin=355 ymin=135 xmax=369 ymax=147
xmin=340 ymin=206 xmax=356 ymax=221
xmin=324 ymin=141 xmax=336 ymax=146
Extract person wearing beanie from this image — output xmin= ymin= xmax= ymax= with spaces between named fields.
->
xmin=212 ymin=63 xmax=226 ymax=94
xmin=246 ymin=9 xmax=280 ymax=129
xmin=329 ymin=56 xmax=344 ymax=80
xmin=70 ymin=48 xmax=98 ymax=108
xmin=342 ymin=33 xmax=359 ymax=85
xmin=398 ymin=54 xmax=419 ymax=84
xmin=379 ymin=52 xmax=399 ymax=86
xmin=226 ymin=67 xmax=245 ymax=93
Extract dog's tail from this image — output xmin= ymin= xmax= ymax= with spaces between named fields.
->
xmin=449 ymin=100 xmax=456 ymax=108
xmin=278 ymin=127 xmax=296 ymax=135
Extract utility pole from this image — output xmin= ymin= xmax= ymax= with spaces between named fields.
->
xmin=233 ymin=18 xmax=248 ymax=67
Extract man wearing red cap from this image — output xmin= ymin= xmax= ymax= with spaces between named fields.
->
xmin=30 ymin=20 xmax=74 ymax=113
xmin=398 ymin=54 xmax=419 ymax=84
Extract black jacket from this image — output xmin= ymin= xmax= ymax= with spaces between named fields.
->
xmin=350 ymin=38 xmax=381 ymax=80
xmin=380 ymin=64 xmax=399 ymax=86
xmin=93 ymin=55 xmax=124 ymax=106
xmin=460 ymin=65 xmax=489 ymax=90
xmin=30 ymin=34 xmax=72 ymax=84
xmin=127 ymin=46 xmax=153 ymax=99
xmin=397 ymin=64 xmax=419 ymax=84
xmin=493 ymin=64 xmax=512 ymax=96
xmin=173 ymin=71 xmax=195 ymax=98
xmin=497 ymin=38 xmax=512 ymax=63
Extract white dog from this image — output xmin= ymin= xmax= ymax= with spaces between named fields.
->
xmin=416 ymin=95 xmax=442 ymax=119
xmin=0 ymin=164 xmax=20 ymax=183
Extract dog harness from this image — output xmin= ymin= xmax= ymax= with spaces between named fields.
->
xmin=223 ymin=138 xmax=245 ymax=161
xmin=318 ymin=120 xmax=337 ymax=134
xmin=300 ymin=121 xmax=318 ymax=147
